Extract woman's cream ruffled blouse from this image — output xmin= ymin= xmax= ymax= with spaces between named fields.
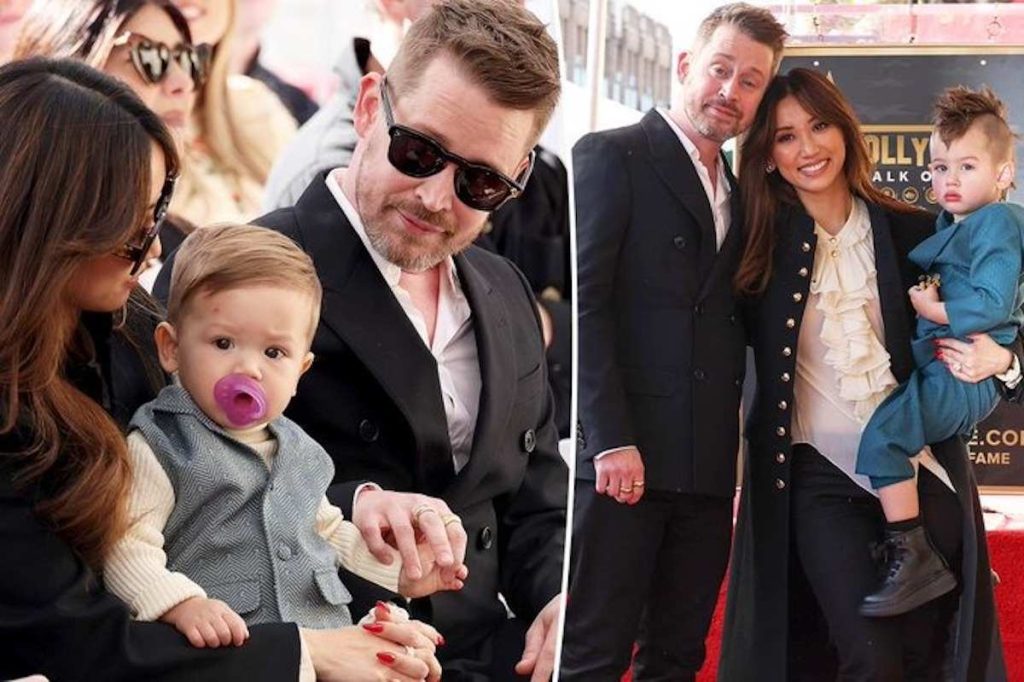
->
xmin=809 ymin=197 xmax=897 ymax=422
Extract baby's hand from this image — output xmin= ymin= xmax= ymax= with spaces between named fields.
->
xmin=908 ymin=279 xmax=941 ymax=318
xmin=160 ymin=596 xmax=249 ymax=648
xmin=398 ymin=541 xmax=469 ymax=598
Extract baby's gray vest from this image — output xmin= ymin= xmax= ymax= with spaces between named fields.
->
xmin=129 ymin=384 xmax=352 ymax=628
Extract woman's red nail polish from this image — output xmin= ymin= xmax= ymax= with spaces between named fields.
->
xmin=363 ymin=623 xmax=385 ymax=633
xmin=437 ymin=635 xmax=446 ymax=646
xmin=377 ymin=652 xmax=396 ymax=665
xmin=375 ymin=600 xmax=391 ymax=613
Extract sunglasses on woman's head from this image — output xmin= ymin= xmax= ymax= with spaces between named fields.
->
xmin=379 ymin=76 xmax=534 ymax=212
xmin=112 ymin=31 xmax=210 ymax=89
xmin=119 ymin=173 xmax=177 ymax=276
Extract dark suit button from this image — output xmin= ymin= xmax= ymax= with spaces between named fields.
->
xmin=781 ymin=372 xmax=791 ymax=382
xmin=782 ymin=346 xmax=792 ymax=357
xmin=778 ymin=400 xmax=788 ymax=410
xmin=358 ymin=419 xmax=379 ymax=442
xmin=673 ymin=235 xmax=686 ymax=250
xmin=801 ymin=242 xmax=811 ymax=252
xmin=798 ymin=267 xmax=809 ymax=277
xmin=792 ymin=293 xmax=803 ymax=303
xmin=775 ymin=478 xmax=786 ymax=490
xmin=785 ymin=318 xmax=796 ymax=329
xmin=478 ymin=526 xmax=494 ymax=550
xmin=730 ymin=314 xmax=737 ymax=324
xmin=693 ymin=368 xmax=706 ymax=381
xmin=734 ymin=378 xmax=742 ymax=387
xmin=776 ymin=452 xmax=786 ymax=464
xmin=522 ymin=429 xmax=536 ymax=453
xmin=694 ymin=303 xmax=704 ymax=316
xmin=776 ymin=426 xmax=786 ymax=437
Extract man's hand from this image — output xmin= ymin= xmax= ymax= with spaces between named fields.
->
xmin=159 ymin=596 xmax=249 ymax=648
xmin=352 ymin=489 xmax=467 ymax=581
xmin=594 ymin=447 xmax=645 ymax=504
xmin=514 ymin=594 xmax=562 ymax=682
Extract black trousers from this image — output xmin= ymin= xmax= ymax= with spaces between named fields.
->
xmin=438 ymin=617 xmax=530 ymax=682
xmin=788 ymin=445 xmax=963 ymax=682
xmin=560 ymin=482 xmax=733 ymax=681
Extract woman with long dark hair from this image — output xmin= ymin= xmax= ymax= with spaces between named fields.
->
xmin=720 ymin=68 xmax=1007 ymax=680
xmin=0 ymin=57 xmax=440 ymax=682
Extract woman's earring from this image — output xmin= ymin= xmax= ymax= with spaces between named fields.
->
xmin=765 ymin=161 xmax=776 ymax=174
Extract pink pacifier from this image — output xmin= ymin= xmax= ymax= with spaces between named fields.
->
xmin=213 ymin=374 xmax=268 ymax=428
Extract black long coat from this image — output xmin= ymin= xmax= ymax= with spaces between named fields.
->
xmin=719 ymin=201 xmax=1007 ymax=681
xmin=574 ymin=110 xmax=747 ymax=497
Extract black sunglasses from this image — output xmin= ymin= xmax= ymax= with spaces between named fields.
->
xmin=379 ymin=76 xmax=534 ymax=212
xmin=113 ymin=31 xmax=211 ymax=89
xmin=119 ymin=174 xmax=177 ymax=276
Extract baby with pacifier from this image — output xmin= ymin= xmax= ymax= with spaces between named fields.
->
xmin=103 ymin=224 xmax=465 ymax=648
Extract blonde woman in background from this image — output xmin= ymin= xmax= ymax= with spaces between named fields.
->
xmin=169 ymin=0 xmax=296 ymax=226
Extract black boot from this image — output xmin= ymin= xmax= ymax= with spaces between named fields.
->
xmin=859 ymin=525 xmax=957 ymax=618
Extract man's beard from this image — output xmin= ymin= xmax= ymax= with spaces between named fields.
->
xmin=685 ymin=96 xmax=741 ymax=144
xmin=364 ymin=203 xmax=456 ymax=273
xmin=354 ymin=140 xmax=485 ymax=270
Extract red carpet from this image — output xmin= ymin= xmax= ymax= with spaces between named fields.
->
xmin=988 ymin=525 xmax=1024 ymax=677
xmin=619 ymin=503 xmax=1024 ymax=681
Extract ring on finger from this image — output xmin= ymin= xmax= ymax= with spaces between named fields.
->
xmin=619 ymin=485 xmax=634 ymax=493
xmin=441 ymin=513 xmax=462 ymax=527
xmin=634 ymin=481 xmax=645 ymax=488
xmin=412 ymin=504 xmax=438 ymax=522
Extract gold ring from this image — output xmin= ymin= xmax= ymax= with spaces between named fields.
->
xmin=619 ymin=486 xmax=634 ymax=493
xmin=441 ymin=514 xmax=463 ymax=527
xmin=412 ymin=504 xmax=438 ymax=522
xmin=634 ymin=481 xmax=645 ymax=487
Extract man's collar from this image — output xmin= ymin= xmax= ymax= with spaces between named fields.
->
xmin=656 ymin=108 xmax=704 ymax=164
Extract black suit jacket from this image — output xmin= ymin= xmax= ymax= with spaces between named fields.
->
xmin=158 ymin=175 xmax=566 ymax=665
xmin=721 ymin=202 xmax=1006 ymax=681
xmin=574 ymin=109 xmax=746 ymax=496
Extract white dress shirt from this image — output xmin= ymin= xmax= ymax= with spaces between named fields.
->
xmin=326 ymin=171 xmax=481 ymax=473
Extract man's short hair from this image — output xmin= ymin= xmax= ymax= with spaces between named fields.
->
xmin=167 ymin=224 xmax=323 ymax=341
xmin=933 ymin=85 xmax=1016 ymax=164
xmin=386 ymin=0 xmax=560 ymax=139
xmin=695 ymin=3 xmax=788 ymax=72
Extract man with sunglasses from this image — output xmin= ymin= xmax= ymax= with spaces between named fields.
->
xmin=158 ymin=1 xmax=566 ymax=679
